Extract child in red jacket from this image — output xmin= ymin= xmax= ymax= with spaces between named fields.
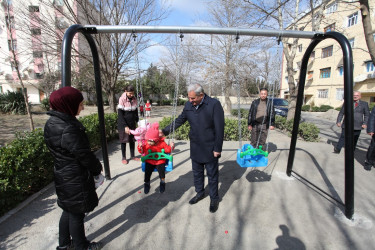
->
xmin=138 ymin=122 xmax=174 ymax=194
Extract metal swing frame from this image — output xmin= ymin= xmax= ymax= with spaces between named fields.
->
xmin=61 ymin=25 xmax=354 ymax=219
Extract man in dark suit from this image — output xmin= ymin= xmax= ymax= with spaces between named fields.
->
xmin=334 ymin=91 xmax=369 ymax=153
xmin=365 ymin=107 xmax=375 ymax=170
xmin=161 ymin=83 xmax=224 ymax=213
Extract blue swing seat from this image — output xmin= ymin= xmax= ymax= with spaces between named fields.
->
xmin=141 ymin=149 xmax=173 ymax=172
xmin=236 ymin=144 xmax=268 ymax=167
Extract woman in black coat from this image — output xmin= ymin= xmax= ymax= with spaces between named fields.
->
xmin=44 ymin=87 xmax=103 ymax=250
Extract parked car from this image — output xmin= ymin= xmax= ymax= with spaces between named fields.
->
xmin=270 ymin=98 xmax=289 ymax=117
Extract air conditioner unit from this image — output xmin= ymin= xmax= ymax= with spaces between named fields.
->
xmin=367 ymin=73 xmax=375 ymax=79
xmin=5 ymin=73 xmax=13 ymax=80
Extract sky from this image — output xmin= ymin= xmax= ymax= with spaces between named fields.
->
xmin=139 ymin=0 xmax=210 ymax=69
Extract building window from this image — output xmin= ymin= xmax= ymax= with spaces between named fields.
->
xmin=326 ymin=2 xmax=337 ymax=14
xmin=320 ymin=67 xmax=331 ymax=78
xmin=17 ymin=88 xmax=27 ymax=95
xmin=349 ymin=38 xmax=354 ymax=48
xmin=307 ymin=71 xmax=313 ymax=80
xmin=338 ymin=66 xmax=343 ymax=76
xmin=5 ymin=16 xmax=15 ymax=29
xmin=366 ymin=61 xmax=374 ymax=72
xmin=29 ymin=6 xmax=39 ymax=12
xmin=336 ymin=88 xmax=344 ymax=101
xmin=318 ymin=89 xmax=328 ymax=98
xmin=55 ymin=17 xmax=67 ymax=28
xmin=31 ymin=28 xmax=41 ymax=35
xmin=309 ymin=51 xmax=315 ymax=60
xmin=10 ymin=60 xmax=18 ymax=71
xmin=324 ymin=23 xmax=335 ymax=32
xmin=54 ymin=0 xmax=64 ymax=6
xmin=35 ymin=73 xmax=44 ymax=79
xmin=8 ymin=40 xmax=17 ymax=51
xmin=348 ymin=12 xmax=358 ymax=27
xmin=298 ymin=44 xmax=302 ymax=52
xmin=322 ymin=46 xmax=333 ymax=58
xmin=33 ymin=51 xmax=43 ymax=58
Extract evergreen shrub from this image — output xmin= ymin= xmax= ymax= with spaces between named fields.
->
xmin=0 ymin=91 xmax=27 ymax=114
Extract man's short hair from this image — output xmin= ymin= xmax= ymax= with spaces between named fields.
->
xmin=259 ymin=88 xmax=268 ymax=93
xmin=188 ymin=84 xmax=204 ymax=95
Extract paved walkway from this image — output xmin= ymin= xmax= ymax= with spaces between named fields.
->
xmin=0 ymin=108 xmax=375 ymax=250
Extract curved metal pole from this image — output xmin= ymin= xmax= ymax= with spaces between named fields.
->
xmin=61 ymin=25 xmax=111 ymax=180
xmin=287 ymin=31 xmax=354 ymax=219
xmin=61 ymin=24 xmax=83 ymax=87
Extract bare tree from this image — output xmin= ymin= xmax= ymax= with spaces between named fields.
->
xmin=359 ymin=0 xmax=375 ymax=64
xmin=2 ymin=2 xmax=34 ymax=130
xmin=57 ymin=0 xmax=169 ymax=112
xmin=244 ymin=0 xmax=329 ymax=119
xmin=206 ymin=0 xmax=259 ymax=113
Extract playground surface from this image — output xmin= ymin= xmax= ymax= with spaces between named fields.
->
xmin=0 ymin=127 xmax=374 ymax=249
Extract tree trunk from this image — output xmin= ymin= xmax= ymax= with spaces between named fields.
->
xmin=360 ymin=0 xmax=375 ymax=64
xmin=286 ymin=61 xmax=297 ymax=121
xmin=107 ymin=88 xmax=117 ymax=112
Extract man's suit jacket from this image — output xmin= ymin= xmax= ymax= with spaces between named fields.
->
xmin=337 ymin=100 xmax=369 ymax=130
xmin=163 ymin=94 xmax=225 ymax=163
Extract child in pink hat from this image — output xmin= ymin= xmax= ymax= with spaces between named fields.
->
xmin=138 ymin=122 xmax=174 ymax=193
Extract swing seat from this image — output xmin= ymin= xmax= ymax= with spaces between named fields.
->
xmin=141 ymin=149 xmax=173 ymax=172
xmin=236 ymin=144 xmax=268 ymax=167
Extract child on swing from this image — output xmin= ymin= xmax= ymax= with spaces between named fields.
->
xmin=138 ymin=122 xmax=174 ymax=194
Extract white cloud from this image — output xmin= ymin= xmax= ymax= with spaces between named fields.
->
xmin=139 ymin=40 xmax=170 ymax=68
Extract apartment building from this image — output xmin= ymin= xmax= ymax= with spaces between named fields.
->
xmin=280 ymin=0 xmax=375 ymax=108
xmin=0 ymin=0 xmax=81 ymax=104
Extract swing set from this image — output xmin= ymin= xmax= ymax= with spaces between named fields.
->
xmin=60 ymin=25 xmax=355 ymax=219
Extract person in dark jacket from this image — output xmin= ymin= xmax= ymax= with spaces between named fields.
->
xmin=117 ymin=85 xmax=140 ymax=164
xmin=334 ymin=91 xmax=369 ymax=154
xmin=365 ymin=107 xmax=375 ymax=170
xmin=161 ymin=83 xmax=224 ymax=213
xmin=44 ymin=87 xmax=103 ymax=250
xmin=247 ymin=88 xmax=275 ymax=151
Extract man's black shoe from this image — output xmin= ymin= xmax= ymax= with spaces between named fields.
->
xmin=189 ymin=194 xmax=205 ymax=205
xmin=209 ymin=199 xmax=219 ymax=213
xmin=333 ymin=147 xmax=340 ymax=154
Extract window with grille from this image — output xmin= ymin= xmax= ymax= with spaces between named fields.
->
xmin=29 ymin=6 xmax=39 ymax=12
xmin=348 ymin=12 xmax=358 ymax=27
xmin=8 ymin=40 xmax=17 ymax=51
xmin=31 ymin=28 xmax=41 ymax=35
xmin=320 ymin=68 xmax=331 ymax=78
xmin=322 ymin=46 xmax=333 ymax=58
xmin=298 ymin=44 xmax=302 ymax=52
xmin=33 ymin=51 xmax=43 ymax=58
xmin=338 ymin=66 xmax=343 ymax=76
xmin=318 ymin=89 xmax=328 ymax=98
xmin=324 ymin=23 xmax=335 ymax=32
xmin=326 ymin=2 xmax=337 ymax=14
xmin=336 ymin=88 xmax=344 ymax=100
xmin=10 ymin=60 xmax=18 ymax=71
xmin=5 ymin=16 xmax=15 ymax=29
xmin=366 ymin=61 xmax=374 ymax=72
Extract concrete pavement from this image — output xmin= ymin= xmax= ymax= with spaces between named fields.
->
xmin=0 ymin=126 xmax=374 ymax=249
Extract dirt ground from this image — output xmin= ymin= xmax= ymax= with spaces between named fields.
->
xmin=0 ymin=105 xmax=183 ymax=147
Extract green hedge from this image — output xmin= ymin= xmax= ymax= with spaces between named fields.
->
xmin=159 ymin=116 xmax=248 ymax=141
xmin=0 ymin=113 xmax=119 ymax=217
xmin=231 ymin=108 xmax=249 ymax=119
xmin=0 ymin=129 xmax=54 ymax=216
xmin=302 ymin=105 xmax=310 ymax=111
xmin=78 ymin=113 xmax=118 ymax=151
xmin=275 ymin=116 xmax=319 ymax=142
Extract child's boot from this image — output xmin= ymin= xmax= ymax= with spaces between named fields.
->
xmin=144 ymin=182 xmax=150 ymax=194
xmin=160 ymin=180 xmax=166 ymax=193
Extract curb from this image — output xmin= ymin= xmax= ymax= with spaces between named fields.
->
xmin=0 ymin=182 xmax=55 ymax=225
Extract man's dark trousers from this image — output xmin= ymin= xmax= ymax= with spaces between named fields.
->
xmin=192 ymin=158 xmax=219 ymax=201
xmin=336 ymin=128 xmax=361 ymax=151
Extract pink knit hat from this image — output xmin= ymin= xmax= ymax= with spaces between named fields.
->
xmin=145 ymin=122 xmax=160 ymax=141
